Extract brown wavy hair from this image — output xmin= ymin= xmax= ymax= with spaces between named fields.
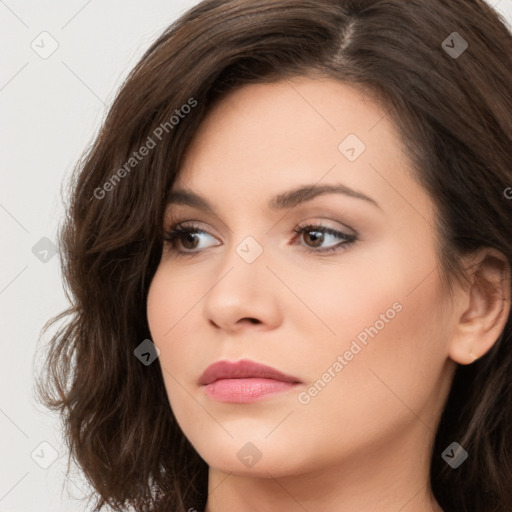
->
xmin=35 ymin=0 xmax=512 ymax=510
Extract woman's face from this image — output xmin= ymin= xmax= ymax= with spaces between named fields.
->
xmin=147 ymin=77 xmax=457 ymax=479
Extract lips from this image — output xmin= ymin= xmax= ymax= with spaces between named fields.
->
xmin=199 ymin=359 xmax=302 ymax=403
xmin=199 ymin=359 xmax=301 ymax=386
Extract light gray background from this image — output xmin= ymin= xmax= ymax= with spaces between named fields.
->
xmin=1 ymin=1 xmax=511 ymax=510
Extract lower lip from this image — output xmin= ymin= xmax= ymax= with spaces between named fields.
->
xmin=203 ymin=378 xmax=299 ymax=403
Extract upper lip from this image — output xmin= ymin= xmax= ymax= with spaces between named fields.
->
xmin=199 ymin=359 xmax=302 ymax=386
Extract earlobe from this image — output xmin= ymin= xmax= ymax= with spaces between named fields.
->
xmin=448 ymin=248 xmax=511 ymax=366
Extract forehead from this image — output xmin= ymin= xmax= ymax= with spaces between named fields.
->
xmin=172 ymin=77 xmax=430 ymax=221
xmin=180 ymin=77 xmax=391 ymax=169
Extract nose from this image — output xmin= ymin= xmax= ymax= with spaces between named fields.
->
xmin=202 ymin=241 xmax=283 ymax=332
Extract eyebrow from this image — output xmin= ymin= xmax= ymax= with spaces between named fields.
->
xmin=166 ymin=183 xmax=381 ymax=213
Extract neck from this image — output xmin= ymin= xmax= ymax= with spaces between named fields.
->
xmin=204 ymin=426 xmax=443 ymax=512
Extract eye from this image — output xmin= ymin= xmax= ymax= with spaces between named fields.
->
xmin=163 ymin=222 xmax=219 ymax=256
xmin=292 ymin=222 xmax=356 ymax=254
xmin=162 ymin=221 xmax=357 ymax=257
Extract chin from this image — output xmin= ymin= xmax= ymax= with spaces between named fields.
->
xmin=192 ymin=434 xmax=312 ymax=478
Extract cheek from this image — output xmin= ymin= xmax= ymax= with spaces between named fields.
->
xmin=286 ymin=247 xmax=416 ymax=367
xmin=298 ymin=239 xmax=448 ymax=412
xmin=146 ymin=265 xmax=194 ymax=376
xmin=287 ymin=278 xmax=447 ymax=467
xmin=146 ymin=267 xmax=201 ymax=422
xmin=317 ymin=273 xmax=446 ymax=421
xmin=146 ymin=262 xmax=201 ymax=342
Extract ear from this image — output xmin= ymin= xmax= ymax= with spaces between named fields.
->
xmin=448 ymin=248 xmax=511 ymax=365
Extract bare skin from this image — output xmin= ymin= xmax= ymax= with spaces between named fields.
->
xmin=146 ymin=76 xmax=510 ymax=512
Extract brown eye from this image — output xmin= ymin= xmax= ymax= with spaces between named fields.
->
xmin=293 ymin=223 xmax=357 ymax=254
xmin=163 ymin=223 xmax=219 ymax=256
xmin=301 ymin=229 xmax=325 ymax=248
xmin=180 ymin=232 xmax=201 ymax=250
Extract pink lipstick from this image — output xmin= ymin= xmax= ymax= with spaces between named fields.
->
xmin=199 ymin=359 xmax=301 ymax=403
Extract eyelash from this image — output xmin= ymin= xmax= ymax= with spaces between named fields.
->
xmin=162 ymin=221 xmax=357 ymax=257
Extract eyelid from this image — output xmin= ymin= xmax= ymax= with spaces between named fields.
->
xmin=297 ymin=217 xmax=357 ymax=235
xmin=291 ymin=222 xmax=357 ymax=253
xmin=163 ymin=218 xmax=219 ymax=237
xmin=163 ymin=221 xmax=219 ymax=242
xmin=165 ymin=207 xmax=233 ymax=235
xmin=164 ymin=212 xmax=355 ymax=234
xmin=162 ymin=218 xmax=357 ymax=257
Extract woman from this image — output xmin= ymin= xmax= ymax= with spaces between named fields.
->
xmin=36 ymin=0 xmax=512 ymax=511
